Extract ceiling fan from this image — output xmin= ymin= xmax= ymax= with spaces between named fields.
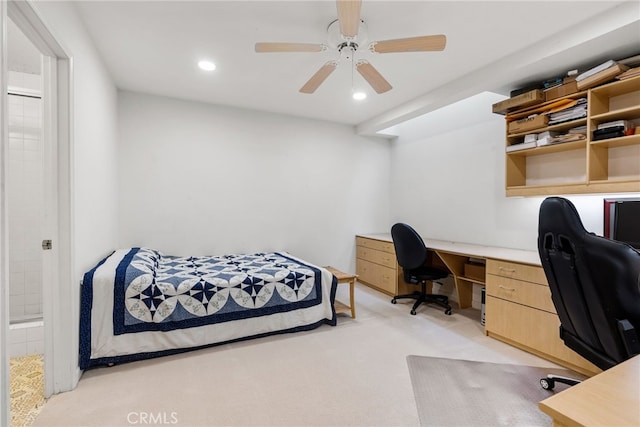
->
xmin=254 ymin=0 xmax=446 ymax=95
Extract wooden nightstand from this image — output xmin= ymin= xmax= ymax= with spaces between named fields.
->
xmin=325 ymin=266 xmax=356 ymax=318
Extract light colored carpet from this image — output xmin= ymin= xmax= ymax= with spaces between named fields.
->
xmin=407 ymin=355 xmax=585 ymax=426
xmin=10 ymin=354 xmax=46 ymax=427
xmin=34 ymin=284 xmax=565 ymax=426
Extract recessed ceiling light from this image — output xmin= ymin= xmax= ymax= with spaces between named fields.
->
xmin=352 ymin=91 xmax=367 ymax=101
xmin=198 ymin=60 xmax=216 ymax=71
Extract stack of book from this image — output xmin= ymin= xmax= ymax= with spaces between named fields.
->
xmin=593 ymin=120 xmax=633 ymax=141
xmin=548 ymin=98 xmax=587 ymax=125
xmin=576 ymin=60 xmax=629 ymax=90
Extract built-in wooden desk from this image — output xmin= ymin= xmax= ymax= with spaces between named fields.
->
xmin=355 ymin=234 xmax=600 ymax=376
xmin=356 ymin=233 xmax=540 ymax=308
xmin=539 ymin=355 xmax=640 ymax=427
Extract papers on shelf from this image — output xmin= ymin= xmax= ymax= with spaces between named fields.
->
xmin=548 ymin=98 xmax=587 ymax=125
xmin=537 ymin=133 xmax=586 ymax=146
xmin=506 ymin=141 xmax=536 ymax=152
xmin=506 ymin=128 xmax=587 ymax=152
xmin=568 ymin=125 xmax=587 ymax=134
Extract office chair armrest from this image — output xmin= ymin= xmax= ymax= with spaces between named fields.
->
xmin=617 ymin=319 xmax=640 ymax=357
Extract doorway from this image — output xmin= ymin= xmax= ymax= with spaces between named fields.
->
xmin=6 ymin=15 xmax=46 ymax=424
xmin=7 ymin=15 xmax=44 ymax=340
xmin=2 ymin=1 xmax=73 ymax=423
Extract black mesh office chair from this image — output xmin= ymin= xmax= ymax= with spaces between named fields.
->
xmin=537 ymin=197 xmax=640 ymax=390
xmin=390 ymin=223 xmax=452 ymax=315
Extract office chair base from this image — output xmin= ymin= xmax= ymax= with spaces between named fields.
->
xmin=391 ymin=291 xmax=452 ymax=316
xmin=540 ymin=374 xmax=582 ymax=390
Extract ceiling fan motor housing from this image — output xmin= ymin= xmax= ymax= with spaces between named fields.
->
xmin=338 ymin=42 xmax=359 ymax=61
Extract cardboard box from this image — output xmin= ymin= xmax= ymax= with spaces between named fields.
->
xmin=544 ymin=81 xmax=578 ymax=102
xmin=492 ymin=89 xmax=544 ymax=115
xmin=507 ymin=114 xmax=549 ymax=134
xmin=576 ymin=63 xmax=629 ymax=90
xmin=464 ymin=263 xmax=485 ymax=282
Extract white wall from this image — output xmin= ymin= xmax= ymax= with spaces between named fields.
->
xmin=390 ymin=92 xmax=640 ymax=252
xmin=34 ymin=0 xmax=119 ymax=274
xmin=117 ymin=91 xmax=390 ymax=273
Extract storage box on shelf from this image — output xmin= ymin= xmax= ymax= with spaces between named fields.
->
xmin=497 ymin=75 xmax=640 ymax=196
xmin=485 ymin=259 xmax=600 ymax=376
xmin=544 ymin=80 xmax=578 ymax=102
xmin=507 ymin=114 xmax=549 ymax=134
xmin=463 ymin=262 xmax=485 ymax=283
xmin=492 ymin=89 xmax=544 ymax=115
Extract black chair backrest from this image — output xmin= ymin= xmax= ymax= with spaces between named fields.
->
xmin=391 ymin=223 xmax=428 ymax=270
xmin=538 ymin=197 xmax=640 ymax=370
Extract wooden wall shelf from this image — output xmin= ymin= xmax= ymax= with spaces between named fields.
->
xmin=500 ymin=75 xmax=640 ymax=196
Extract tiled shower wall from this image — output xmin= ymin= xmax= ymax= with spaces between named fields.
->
xmin=8 ymin=70 xmax=43 ymax=322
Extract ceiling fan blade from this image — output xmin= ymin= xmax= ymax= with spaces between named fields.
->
xmin=371 ymin=35 xmax=446 ymax=53
xmin=356 ymin=60 xmax=392 ymax=94
xmin=336 ymin=0 xmax=362 ymax=38
xmin=255 ymin=42 xmax=325 ymax=53
xmin=299 ymin=62 xmax=338 ymax=94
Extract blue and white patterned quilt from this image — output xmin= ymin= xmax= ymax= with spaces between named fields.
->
xmin=80 ymin=248 xmax=337 ymax=369
xmin=115 ymin=248 xmax=329 ymax=334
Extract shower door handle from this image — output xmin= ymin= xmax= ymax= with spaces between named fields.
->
xmin=42 ymin=240 xmax=52 ymax=250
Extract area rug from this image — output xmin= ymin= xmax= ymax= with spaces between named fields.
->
xmin=406 ymin=355 xmax=585 ymax=426
xmin=10 ymin=354 xmax=46 ymax=427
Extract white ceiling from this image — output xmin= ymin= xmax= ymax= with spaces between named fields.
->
xmin=17 ymin=1 xmax=640 ymax=133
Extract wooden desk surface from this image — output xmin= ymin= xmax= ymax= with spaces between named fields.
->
xmin=358 ymin=233 xmax=541 ymax=266
xmin=538 ymin=355 xmax=640 ymax=426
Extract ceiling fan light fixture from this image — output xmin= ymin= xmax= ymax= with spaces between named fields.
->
xmin=352 ymin=91 xmax=367 ymax=101
xmin=198 ymin=60 xmax=216 ymax=71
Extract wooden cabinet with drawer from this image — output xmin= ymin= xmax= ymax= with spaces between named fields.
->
xmin=355 ymin=235 xmax=406 ymax=295
xmin=486 ymin=259 xmax=600 ymax=376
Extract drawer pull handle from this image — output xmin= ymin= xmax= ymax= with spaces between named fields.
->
xmin=498 ymin=267 xmax=516 ymax=273
xmin=498 ymin=285 xmax=515 ymax=291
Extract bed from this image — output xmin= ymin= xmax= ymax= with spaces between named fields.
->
xmin=79 ymin=247 xmax=337 ymax=369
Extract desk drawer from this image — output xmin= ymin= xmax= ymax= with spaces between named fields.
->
xmin=356 ymin=236 xmax=395 ymax=254
xmin=356 ymin=246 xmax=396 ymax=269
xmin=356 ymin=258 xmax=396 ymax=295
xmin=486 ymin=259 xmax=547 ymax=285
xmin=486 ymin=296 xmax=599 ymax=375
xmin=486 ymin=275 xmax=555 ymax=313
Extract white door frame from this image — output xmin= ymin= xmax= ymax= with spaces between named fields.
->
xmin=1 ymin=0 xmax=10 ymax=423
xmin=1 ymin=1 xmax=74 ymax=418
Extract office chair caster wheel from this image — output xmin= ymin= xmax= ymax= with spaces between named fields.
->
xmin=410 ymin=309 xmax=417 ymax=315
xmin=391 ymin=298 xmax=397 ymax=304
xmin=445 ymin=309 xmax=452 ymax=315
xmin=540 ymin=378 xmax=555 ymax=390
